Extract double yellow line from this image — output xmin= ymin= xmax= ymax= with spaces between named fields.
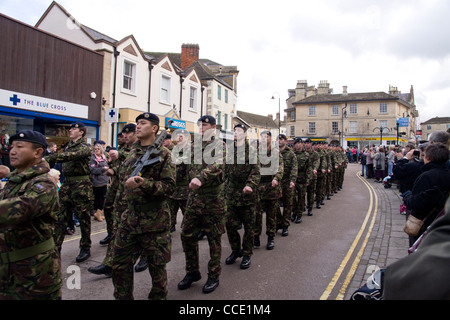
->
xmin=319 ymin=172 xmax=378 ymax=300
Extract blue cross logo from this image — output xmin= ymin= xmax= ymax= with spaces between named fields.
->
xmin=109 ymin=109 xmax=116 ymax=118
xmin=10 ymin=94 xmax=21 ymax=106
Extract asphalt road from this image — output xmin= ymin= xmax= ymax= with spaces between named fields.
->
xmin=60 ymin=163 xmax=370 ymax=300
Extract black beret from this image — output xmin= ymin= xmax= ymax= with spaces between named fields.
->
xmin=198 ymin=115 xmax=216 ymax=125
xmin=164 ymin=134 xmax=172 ymax=140
xmin=9 ymin=130 xmax=48 ymax=148
xmin=136 ymin=112 xmax=160 ymax=124
xmin=121 ymin=123 xmax=136 ymax=133
xmin=234 ymin=124 xmax=247 ymax=132
xmin=278 ymin=134 xmax=287 ymax=140
xmin=294 ymin=138 xmax=303 ymax=144
xmin=304 ymin=138 xmax=312 ymax=143
xmin=175 ymin=129 xmax=190 ymax=136
xmin=260 ymin=130 xmax=272 ymax=136
xmin=70 ymin=122 xmax=86 ymax=129
xmin=94 ymin=140 xmax=106 ymax=145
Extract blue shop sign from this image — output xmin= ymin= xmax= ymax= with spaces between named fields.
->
xmin=166 ymin=117 xmax=186 ymax=129
xmin=397 ymin=117 xmax=409 ymax=127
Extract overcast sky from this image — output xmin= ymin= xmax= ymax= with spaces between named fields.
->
xmin=2 ymin=0 xmax=449 ymax=124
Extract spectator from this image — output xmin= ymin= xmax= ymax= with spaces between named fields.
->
xmin=90 ymin=143 xmax=110 ymax=222
xmin=402 ymin=143 xmax=450 ymax=245
xmin=360 ymin=147 xmax=367 ymax=177
xmin=387 ymin=145 xmax=396 ymax=176
xmin=364 ymin=148 xmax=374 ymax=179
xmin=403 ymin=143 xmax=415 ymax=156
xmin=372 ymin=147 xmax=386 ymax=182
xmin=352 ymin=146 xmax=357 ymax=163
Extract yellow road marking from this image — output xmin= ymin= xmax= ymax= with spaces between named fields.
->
xmin=319 ymin=172 xmax=376 ymax=300
xmin=63 ymin=228 xmax=107 ymax=243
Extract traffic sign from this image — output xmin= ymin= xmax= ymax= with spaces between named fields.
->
xmin=105 ymin=108 xmax=119 ymax=122
xmin=397 ymin=117 xmax=409 ymax=127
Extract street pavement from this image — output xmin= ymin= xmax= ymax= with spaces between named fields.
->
xmin=60 ymin=162 xmax=410 ymax=300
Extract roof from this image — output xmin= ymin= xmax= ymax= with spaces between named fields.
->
xmin=292 ymin=92 xmax=399 ymax=105
xmin=421 ymin=117 xmax=450 ymax=125
xmin=236 ymin=110 xmax=278 ymax=129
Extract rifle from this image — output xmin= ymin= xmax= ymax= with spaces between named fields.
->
xmin=130 ymin=116 xmax=174 ymax=178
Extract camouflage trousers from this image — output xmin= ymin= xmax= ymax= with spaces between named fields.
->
xmin=226 ymin=204 xmax=256 ymax=256
xmin=293 ymin=183 xmax=307 ymax=218
xmin=180 ymin=212 xmax=225 ymax=280
xmin=278 ymin=185 xmax=294 ymax=227
xmin=315 ymin=173 xmax=326 ymax=203
xmin=103 ymin=182 xmax=118 ymax=237
xmin=307 ymin=177 xmax=317 ymax=209
xmin=168 ymin=198 xmax=187 ymax=230
xmin=55 ymin=179 xmax=93 ymax=252
xmin=0 ymin=248 xmax=62 ymax=300
xmin=111 ymin=224 xmax=171 ymax=300
xmin=255 ymin=199 xmax=279 ymax=237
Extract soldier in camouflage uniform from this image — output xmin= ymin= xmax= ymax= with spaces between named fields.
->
xmin=278 ymin=134 xmax=297 ymax=236
xmin=225 ymin=124 xmax=260 ymax=269
xmin=45 ymin=122 xmax=93 ymax=262
xmin=178 ymin=115 xmax=226 ymax=294
xmin=305 ymin=138 xmax=319 ymax=216
xmin=0 ymin=130 xmax=61 ymax=300
xmin=255 ymin=131 xmax=283 ymax=250
xmin=111 ymin=113 xmax=175 ymax=300
xmin=88 ymin=123 xmax=138 ymax=277
xmin=315 ymin=142 xmax=328 ymax=209
xmin=168 ymin=130 xmax=190 ymax=232
xmin=292 ymin=138 xmax=312 ymax=223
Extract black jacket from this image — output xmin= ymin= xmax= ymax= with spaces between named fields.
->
xmin=393 ymin=158 xmax=424 ymax=193
xmin=403 ymin=162 xmax=450 ymax=228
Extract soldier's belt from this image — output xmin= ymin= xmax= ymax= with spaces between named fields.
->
xmin=0 ymin=238 xmax=55 ymax=264
xmin=64 ymin=175 xmax=90 ymax=183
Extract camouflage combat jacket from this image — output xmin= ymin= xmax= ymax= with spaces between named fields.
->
xmin=119 ymin=141 xmax=175 ymax=232
xmin=225 ymin=140 xmax=260 ymax=207
xmin=295 ymin=149 xmax=313 ymax=185
xmin=45 ymin=138 xmax=91 ymax=179
xmin=0 ymin=159 xmax=59 ymax=259
xmin=186 ymin=136 xmax=226 ymax=215
xmin=258 ymin=146 xmax=284 ymax=200
xmin=280 ymin=147 xmax=298 ymax=188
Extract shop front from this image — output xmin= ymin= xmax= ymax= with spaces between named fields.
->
xmin=0 ymin=89 xmax=98 ymax=167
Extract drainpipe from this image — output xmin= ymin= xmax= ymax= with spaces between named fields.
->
xmin=179 ymin=73 xmax=184 ymax=118
xmin=147 ymin=60 xmax=154 ymax=113
xmin=112 ymin=47 xmax=120 ymax=146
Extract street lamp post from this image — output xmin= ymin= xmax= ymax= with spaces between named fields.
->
xmin=271 ymin=92 xmax=281 ymax=135
xmin=373 ymin=125 xmax=390 ymax=146
xmin=341 ymin=103 xmax=347 ymax=147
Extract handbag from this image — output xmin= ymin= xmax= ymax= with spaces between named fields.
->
xmin=408 ymin=208 xmax=445 ymax=254
xmin=403 ymin=214 xmax=425 ymax=237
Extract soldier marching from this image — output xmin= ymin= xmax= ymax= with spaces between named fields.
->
xmin=0 ymin=116 xmax=348 ymax=300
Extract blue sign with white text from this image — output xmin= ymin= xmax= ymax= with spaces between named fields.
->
xmin=166 ymin=117 xmax=186 ymax=129
xmin=397 ymin=117 xmax=409 ymax=127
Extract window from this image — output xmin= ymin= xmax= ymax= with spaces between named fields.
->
xmin=160 ymin=74 xmax=171 ymax=104
xmin=309 ymin=105 xmax=316 ymax=116
xmin=380 ymin=120 xmax=388 ymax=130
xmin=218 ymin=85 xmax=222 ymax=100
xmin=225 ymin=89 xmax=228 ymax=103
xmin=349 ymin=104 xmax=357 ymax=114
xmin=290 ymin=111 xmax=295 ymax=121
xmin=427 ymin=125 xmax=432 ymax=130
xmin=332 ymin=122 xmax=339 ymax=134
xmin=123 ymin=60 xmax=136 ymax=93
xmin=380 ymin=103 xmax=388 ymax=113
xmin=308 ymin=122 xmax=316 ymax=134
xmin=189 ymin=86 xmax=197 ymax=110
xmin=224 ymin=113 xmax=228 ymax=130
xmin=290 ymin=126 xmax=295 ymax=136
xmin=332 ymin=105 xmax=339 ymax=115
xmin=217 ymin=111 xmax=221 ymax=125
xmin=349 ymin=121 xmax=358 ymax=133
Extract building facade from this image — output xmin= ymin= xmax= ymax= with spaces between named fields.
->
xmin=285 ymin=80 xmax=419 ymax=148
xmin=0 ymin=13 xmax=103 ymax=166
xmin=232 ymin=110 xmax=279 ymax=142
xmin=420 ymin=117 xmax=450 ymax=140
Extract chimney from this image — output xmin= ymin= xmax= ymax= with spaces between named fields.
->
xmin=389 ymin=85 xmax=399 ymax=97
xmin=343 ymin=86 xmax=348 ymax=96
xmin=295 ymin=80 xmax=307 ymax=101
xmin=181 ymin=43 xmax=199 ymax=70
xmin=318 ymin=80 xmax=330 ymax=95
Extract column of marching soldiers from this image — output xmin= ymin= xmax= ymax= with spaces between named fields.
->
xmin=0 ymin=112 xmax=347 ymax=300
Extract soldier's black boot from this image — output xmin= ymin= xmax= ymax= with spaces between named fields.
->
xmin=225 ymin=250 xmax=242 ymax=265
xmin=198 ymin=230 xmax=206 ymax=240
xmin=307 ymin=208 xmax=313 ymax=216
xmin=202 ymin=277 xmax=219 ymax=294
xmin=99 ymin=235 xmax=111 ymax=246
xmin=266 ymin=236 xmax=275 ymax=250
xmin=88 ymin=264 xmax=112 ymax=277
xmin=76 ymin=248 xmax=90 ymax=262
xmin=281 ymin=227 xmax=288 ymax=237
xmin=316 ymin=201 xmax=321 ymax=209
xmin=320 ymin=199 xmax=325 ymax=205
xmin=295 ymin=216 xmax=303 ymax=224
xmin=240 ymin=255 xmax=251 ymax=269
xmin=134 ymin=258 xmax=148 ymax=272
xmin=178 ymin=271 xmax=202 ymax=290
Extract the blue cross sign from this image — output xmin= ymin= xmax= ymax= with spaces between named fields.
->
xmin=109 ymin=109 xmax=116 ymax=118
xmin=10 ymin=94 xmax=21 ymax=106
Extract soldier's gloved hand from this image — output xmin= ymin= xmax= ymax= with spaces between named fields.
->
xmin=289 ymin=181 xmax=295 ymax=189
xmin=271 ymin=179 xmax=279 ymax=188
xmin=126 ymin=176 xmax=144 ymax=189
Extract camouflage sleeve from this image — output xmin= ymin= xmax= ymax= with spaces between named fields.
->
xmin=306 ymin=157 xmax=313 ymax=184
xmin=246 ymin=161 xmax=261 ymax=190
xmin=290 ymin=151 xmax=298 ymax=183
xmin=140 ymin=150 xmax=175 ymax=197
xmin=45 ymin=143 xmax=91 ymax=163
xmin=196 ymin=140 xmax=226 ymax=187
xmin=0 ymin=179 xmax=58 ymax=228
xmin=274 ymin=153 xmax=284 ymax=182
